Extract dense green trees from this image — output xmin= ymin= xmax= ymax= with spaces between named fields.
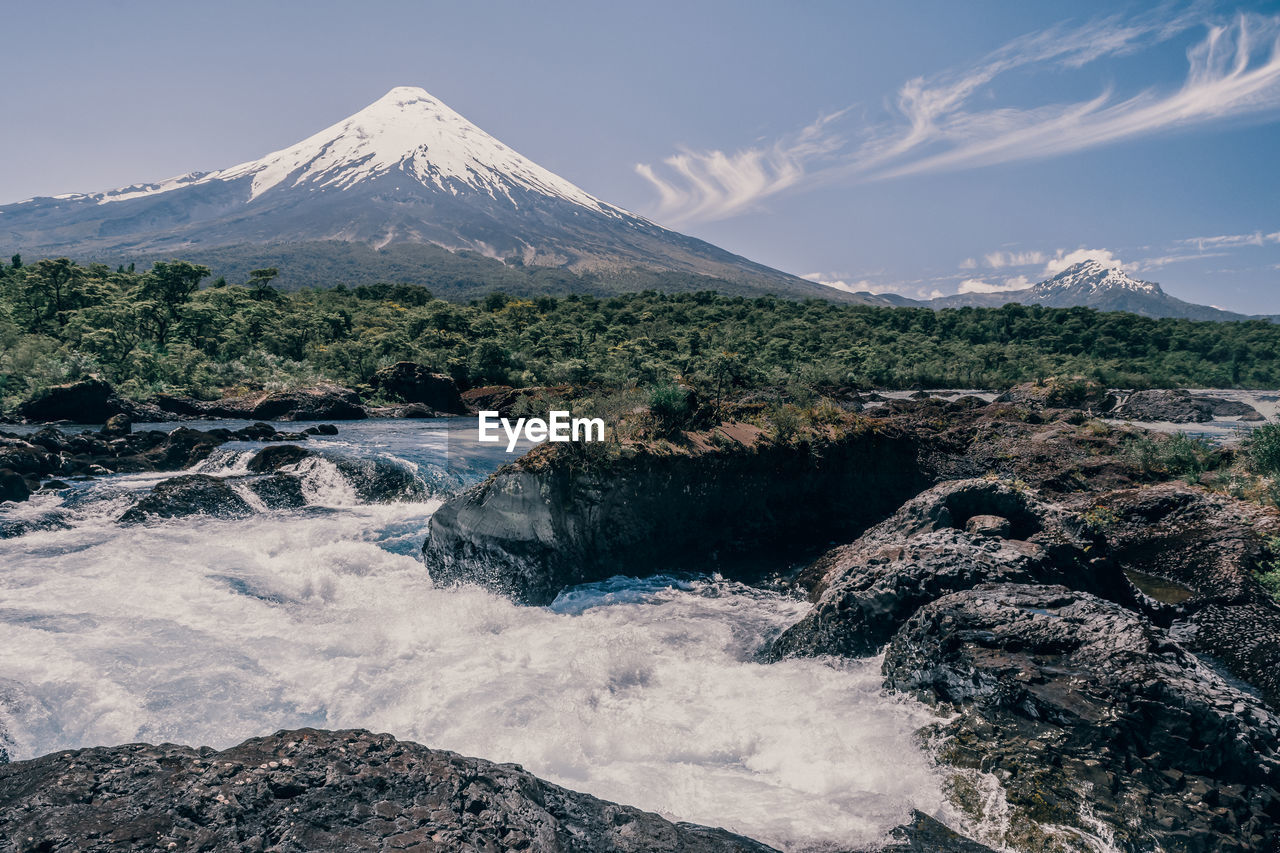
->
xmin=2 ymin=255 xmax=1279 ymax=408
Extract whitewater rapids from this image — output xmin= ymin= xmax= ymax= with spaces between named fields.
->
xmin=0 ymin=420 xmax=952 ymax=850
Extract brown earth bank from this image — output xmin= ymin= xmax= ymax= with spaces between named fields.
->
xmin=0 ymin=728 xmax=989 ymax=853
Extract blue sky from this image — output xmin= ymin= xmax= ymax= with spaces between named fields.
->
xmin=3 ymin=1 xmax=1279 ymax=311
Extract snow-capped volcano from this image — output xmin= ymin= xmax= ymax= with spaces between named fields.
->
xmin=84 ymin=87 xmax=614 ymax=213
xmin=926 ymin=260 xmax=1258 ymax=321
xmin=2 ymin=86 xmax=864 ymax=301
xmin=1036 ymin=259 xmax=1161 ymax=297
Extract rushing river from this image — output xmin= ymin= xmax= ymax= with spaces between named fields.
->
xmin=0 ymin=419 xmax=954 ymax=850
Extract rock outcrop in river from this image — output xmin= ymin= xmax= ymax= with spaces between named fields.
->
xmin=0 ymin=729 xmax=779 ymax=853
xmin=768 ymin=478 xmax=1128 ymax=660
xmin=422 ymin=421 xmax=930 ymax=604
xmin=884 ymin=584 xmax=1280 ymax=852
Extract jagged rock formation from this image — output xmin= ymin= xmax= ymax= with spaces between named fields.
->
xmin=0 ymin=729 xmax=779 ymax=852
xmin=768 ymin=479 xmax=1126 ymax=660
xmin=422 ymin=423 xmax=929 ymax=604
xmin=1080 ymin=482 xmax=1280 ymax=707
xmin=884 ymin=584 xmax=1280 ymax=852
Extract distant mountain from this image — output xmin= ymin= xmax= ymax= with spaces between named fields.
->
xmin=1 ymin=86 xmax=887 ymax=304
xmin=924 ymin=260 xmax=1268 ymax=321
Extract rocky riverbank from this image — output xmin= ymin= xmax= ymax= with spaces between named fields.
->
xmin=416 ymin=389 xmax=1280 ymax=849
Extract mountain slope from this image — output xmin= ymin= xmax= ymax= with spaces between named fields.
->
xmin=927 ymin=260 xmax=1264 ymax=321
xmin=2 ymin=87 xmax=881 ymax=303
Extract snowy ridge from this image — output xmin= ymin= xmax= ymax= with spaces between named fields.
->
xmin=54 ymin=87 xmax=621 ymax=216
xmin=1036 ymin=259 xmax=1162 ymax=296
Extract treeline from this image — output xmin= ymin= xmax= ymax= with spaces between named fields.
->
xmin=1 ymin=255 xmax=1278 ymax=407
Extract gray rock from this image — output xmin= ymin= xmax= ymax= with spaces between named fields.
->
xmin=0 ymin=728 xmax=778 ymax=852
xmin=370 ymin=362 xmax=467 ymax=413
xmin=101 ymin=413 xmax=132 ymax=437
xmin=769 ymin=479 xmax=1125 ymax=660
xmin=246 ymin=444 xmax=313 ymax=473
xmin=1083 ymin=482 xmax=1280 ymax=707
xmin=963 ymin=514 xmax=1010 ymax=537
xmin=1106 ymin=389 xmax=1259 ymax=423
xmin=119 ymin=474 xmax=253 ymax=523
xmin=423 ymin=430 xmax=928 ymax=605
xmin=883 ymin=584 xmax=1280 ymax=853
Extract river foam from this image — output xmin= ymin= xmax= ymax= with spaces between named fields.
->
xmin=0 ymin=421 xmax=953 ymax=850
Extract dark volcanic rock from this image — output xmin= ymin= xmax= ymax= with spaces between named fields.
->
xmin=1082 ymin=482 xmax=1280 ymax=707
xmin=423 ymin=425 xmax=928 ymax=605
xmin=244 ymin=384 xmax=367 ymax=421
xmin=1109 ymin=389 xmax=1216 ymax=423
xmin=876 ymin=811 xmax=995 ymax=852
xmin=302 ymin=424 xmax=339 ymax=436
xmin=246 ymin=444 xmax=313 ymax=473
xmin=332 ymin=458 xmax=426 ymax=504
xmin=883 ymin=584 xmax=1280 ymax=853
xmin=371 ymin=362 xmax=466 ymax=413
xmin=15 ymin=378 xmax=118 ymax=423
xmin=101 ymin=413 xmax=132 ymax=437
xmin=245 ymin=473 xmax=307 ymax=509
xmin=155 ymin=385 xmax=368 ymax=421
xmin=0 ymin=468 xmax=30 ymax=504
xmin=769 ymin=479 xmax=1124 ymax=660
xmin=0 ymin=728 xmax=776 ymax=853
xmin=119 ymin=474 xmax=253 ymax=523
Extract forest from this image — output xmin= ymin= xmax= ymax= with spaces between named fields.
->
xmin=2 ymin=255 xmax=1278 ymax=408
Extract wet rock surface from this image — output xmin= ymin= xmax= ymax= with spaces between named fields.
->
xmin=371 ymin=362 xmax=466 ymax=414
xmin=151 ymin=384 xmax=368 ymax=421
xmin=883 ymin=584 xmax=1280 ymax=852
xmin=0 ymin=728 xmax=779 ymax=853
xmin=423 ymin=426 xmax=928 ymax=605
xmin=769 ymin=479 xmax=1124 ymax=660
xmin=13 ymin=378 xmax=120 ymax=423
xmin=1106 ymin=389 xmax=1264 ymax=423
xmin=119 ymin=474 xmax=254 ymax=523
xmin=1080 ymin=482 xmax=1280 ymax=707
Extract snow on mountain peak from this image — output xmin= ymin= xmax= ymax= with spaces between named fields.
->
xmin=92 ymin=86 xmax=613 ymax=213
xmin=1041 ymin=259 xmax=1161 ymax=295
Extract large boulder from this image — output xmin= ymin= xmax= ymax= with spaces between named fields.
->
xmin=0 ymin=728 xmax=777 ymax=853
xmin=246 ymin=444 xmax=313 ymax=473
xmin=883 ymin=584 xmax=1280 ymax=852
xmin=246 ymin=384 xmax=367 ymax=422
xmin=0 ymin=468 xmax=30 ymax=504
xmin=1108 ymin=389 xmax=1219 ymax=423
xmin=769 ymin=479 xmax=1124 ymax=660
xmin=15 ymin=378 xmax=119 ymax=423
xmin=371 ymin=362 xmax=466 ymax=413
xmin=1081 ymin=482 xmax=1280 ymax=707
xmin=423 ymin=424 xmax=928 ymax=605
xmin=119 ymin=474 xmax=252 ymax=523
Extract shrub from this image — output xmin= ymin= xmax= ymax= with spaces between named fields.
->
xmin=1245 ymin=424 xmax=1280 ymax=477
xmin=648 ymin=384 xmax=694 ymax=436
xmin=1124 ymin=432 xmax=1223 ymax=484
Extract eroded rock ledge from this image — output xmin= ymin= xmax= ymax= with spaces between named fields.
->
xmin=422 ymin=421 xmax=930 ymax=605
xmin=0 ymin=728 xmax=989 ymax=853
xmin=0 ymin=729 xmax=776 ymax=853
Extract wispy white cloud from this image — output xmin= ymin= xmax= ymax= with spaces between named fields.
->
xmin=1178 ymin=229 xmax=1280 ymax=249
xmin=1042 ymin=248 xmax=1127 ymax=276
xmin=638 ymin=9 xmax=1280 ymax=224
xmin=984 ymin=250 xmax=1047 ymax=269
xmin=635 ymin=112 xmax=846 ymax=225
xmin=958 ymin=275 xmax=1032 ymax=294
